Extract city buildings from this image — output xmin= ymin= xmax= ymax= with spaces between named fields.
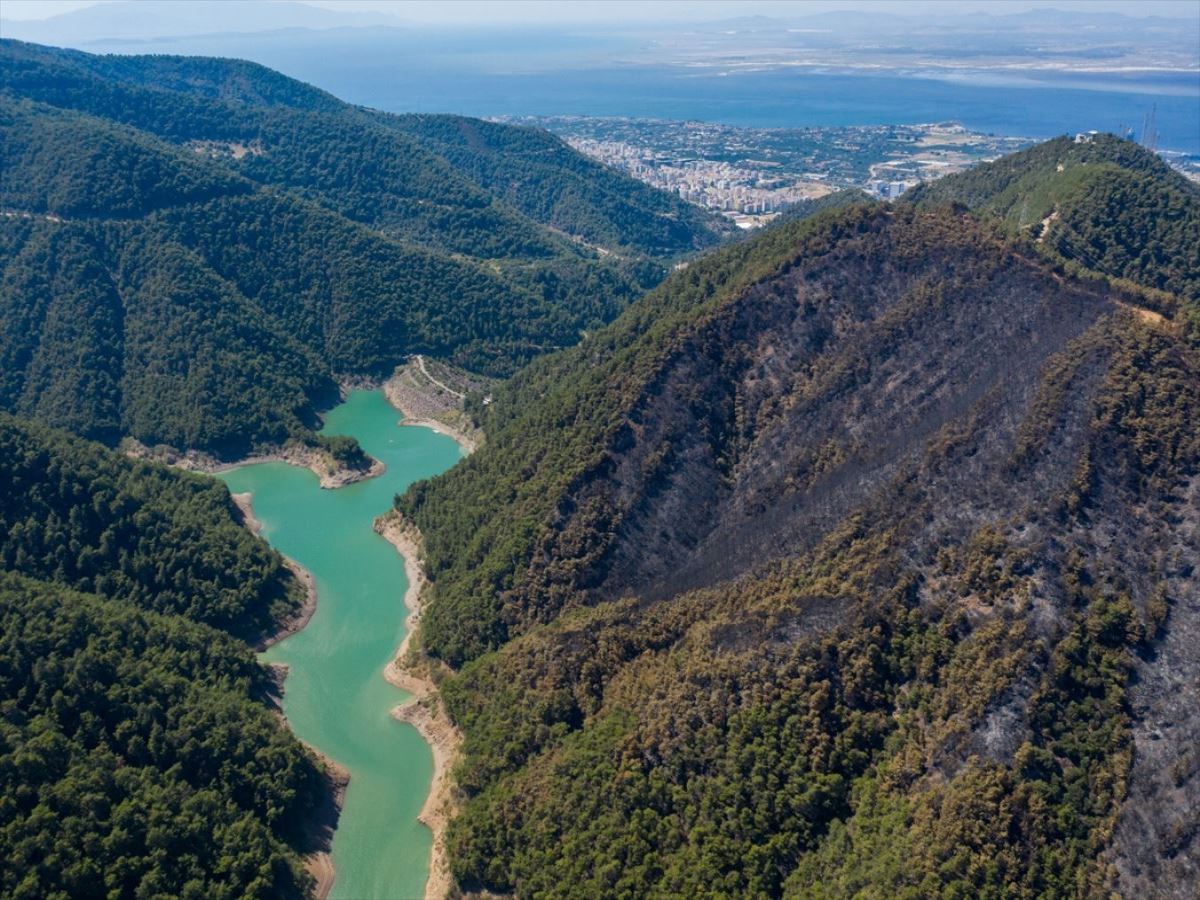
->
xmin=504 ymin=118 xmax=1035 ymax=227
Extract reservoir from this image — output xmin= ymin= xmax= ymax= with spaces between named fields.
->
xmin=220 ymin=390 xmax=463 ymax=899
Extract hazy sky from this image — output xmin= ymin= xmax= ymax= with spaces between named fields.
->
xmin=3 ymin=0 xmax=1197 ymax=23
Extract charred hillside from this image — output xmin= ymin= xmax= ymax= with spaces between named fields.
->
xmin=399 ymin=155 xmax=1199 ymax=896
xmin=533 ymin=207 xmax=1121 ymax=607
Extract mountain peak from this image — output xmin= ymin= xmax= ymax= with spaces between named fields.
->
xmin=396 ymin=144 xmax=1200 ymax=897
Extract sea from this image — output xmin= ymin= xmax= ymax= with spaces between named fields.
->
xmin=86 ymin=27 xmax=1200 ymax=154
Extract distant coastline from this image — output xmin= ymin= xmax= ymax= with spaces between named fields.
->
xmin=220 ymin=385 xmax=472 ymax=900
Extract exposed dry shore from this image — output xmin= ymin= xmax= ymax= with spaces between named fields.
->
xmin=396 ymin=415 xmax=479 ymax=454
xmin=230 ymin=492 xmax=319 ymax=651
xmin=376 ymin=372 xmax=476 ymax=899
xmin=124 ymin=438 xmax=384 ymax=489
xmin=265 ymin=662 xmax=350 ymax=900
xmin=374 ymin=509 xmax=463 ymax=900
xmin=307 ymin=840 xmax=338 ymax=900
xmin=383 ymin=358 xmax=488 ymax=453
xmin=303 ymin=746 xmax=350 ymax=900
xmin=123 ymin=364 xmax=482 ymax=483
xmin=178 ymin=379 xmax=471 ymax=900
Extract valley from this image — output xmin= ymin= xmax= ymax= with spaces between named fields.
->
xmin=1 ymin=14 xmax=1197 ymax=900
xmin=221 ymin=391 xmax=464 ymax=899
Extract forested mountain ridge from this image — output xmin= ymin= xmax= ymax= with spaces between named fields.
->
xmin=397 ymin=143 xmax=1200 ymax=896
xmin=390 ymin=115 xmax=725 ymax=257
xmin=0 ymin=413 xmax=299 ymax=638
xmin=0 ymin=39 xmax=727 ymax=259
xmin=0 ymin=415 xmax=329 ymax=898
xmin=908 ymin=134 xmax=1200 ymax=328
xmin=0 ymin=40 xmax=726 ymax=456
xmin=1 ymin=95 xmax=253 ymax=217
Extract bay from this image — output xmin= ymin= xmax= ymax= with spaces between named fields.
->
xmin=83 ymin=27 xmax=1200 ymax=154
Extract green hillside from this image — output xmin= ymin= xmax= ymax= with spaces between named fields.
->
xmin=397 ymin=146 xmax=1200 ymax=896
xmin=0 ymin=40 xmax=726 ymax=260
xmin=6 ymin=35 xmax=1196 ymax=896
xmin=0 ymin=95 xmax=250 ymax=217
xmin=0 ymin=413 xmax=300 ymax=638
xmin=0 ymin=40 xmax=726 ymax=456
xmin=391 ymin=115 xmax=727 ymax=256
xmin=0 ymin=416 xmax=328 ymax=898
xmin=909 ymin=134 xmax=1200 ymax=320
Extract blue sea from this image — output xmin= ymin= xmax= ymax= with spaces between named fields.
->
xmin=90 ymin=27 xmax=1200 ymax=154
xmin=357 ymin=67 xmax=1199 ymax=154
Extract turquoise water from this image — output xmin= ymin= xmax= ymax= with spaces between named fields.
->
xmin=220 ymin=390 xmax=463 ymax=900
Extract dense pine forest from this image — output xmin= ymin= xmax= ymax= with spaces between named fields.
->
xmin=0 ymin=40 xmax=729 ymax=900
xmin=0 ymin=416 xmax=326 ymax=898
xmin=0 ymin=40 xmax=727 ymax=456
xmin=398 ymin=137 xmax=1200 ymax=897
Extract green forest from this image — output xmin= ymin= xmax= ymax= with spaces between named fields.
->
xmin=909 ymin=134 xmax=1200 ymax=333
xmin=391 ymin=115 xmax=727 ymax=257
xmin=0 ymin=414 xmax=299 ymax=638
xmin=0 ymin=416 xmax=326 ymax=898
xmin=0 ymin=39 xmax=726 ymax=457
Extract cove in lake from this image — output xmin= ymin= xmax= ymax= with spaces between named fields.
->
xmin=220 ymin=390 xmax=463 ymax=900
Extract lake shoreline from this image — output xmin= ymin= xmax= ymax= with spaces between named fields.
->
xmin=232 ymin=492 xmax=344 ymax=898
xmin=398 ymin=416 xmax=478 ymax=454
xmin=127 ymin=438 xmax=385 ymax=490
xmin=298 ymin=744 xmax=350 ymax=900
xmin=372 ymin=381 xmax=472 ymax=900
xmin=264 ymin=661 xmax=351 ymax=900
xmin=224 ymin=388 xmax=470 ymax=900
xmin=383 ymin=360 xmax=486 ymax=454
xmin=230 ymin=492 xmax=321 ymax=652
xmin=374 ymin=509 xmax=463 ymax=900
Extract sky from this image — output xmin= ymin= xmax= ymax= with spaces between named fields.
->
xmin=3 ymin=0 xmax=1197 ymax=23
